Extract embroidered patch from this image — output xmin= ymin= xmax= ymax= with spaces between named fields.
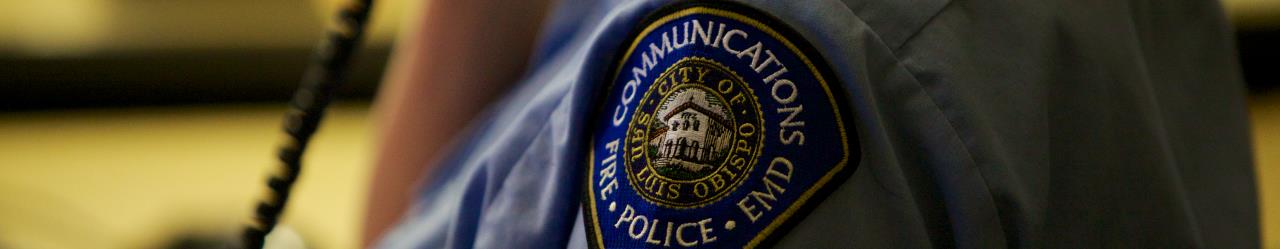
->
xmin=584 ymin=3 xmax=857 ymax=248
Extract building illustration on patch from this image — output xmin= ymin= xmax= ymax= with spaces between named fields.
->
xmin=648 ymin=87 xmax=733 ymax=180
xmin=586 ymin=6 xmax=853 ymax=248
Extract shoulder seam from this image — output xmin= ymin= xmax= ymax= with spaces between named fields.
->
xmin=890 ymin=0 xmax=955 ymax=52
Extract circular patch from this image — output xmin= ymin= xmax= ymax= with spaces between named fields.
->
xmin=625 ymin=57 xmax=764 ymax=208
xmin=583 ymin=2 xmax=858 ymax=248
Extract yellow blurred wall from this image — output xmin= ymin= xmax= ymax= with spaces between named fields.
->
xmin=0 ymin=103 xmax=373 ymax=249
xmin=1255 ymin=93 xmax=1280 ymax=248
xmin=0 ymin=0 xmax=411 ymax=57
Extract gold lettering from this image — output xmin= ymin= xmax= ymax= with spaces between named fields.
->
xmin=615 ymin=205 xmax=635 ymax=228
xmin=771 ymin=79 xmax=797 ymax=104
xmin=738 ymin=123 xmax=756 ymax=137
xmin=655 ymin=77 xmax=672 ymax=96
xmin=647 ymin=43 xmax=666 ymax=65
xmin=710 ymin=173 xmax=726 ymax=190
xmin=679 ymin=67 xmax=691 ymax=83
xmin=693 ymin=182 xmax=709 ymax=197
xmin=766 ymin=157 xmax=794 ymax=182
xmin=754 ymin=50 xmax=782 ymax=73
xmin=718 ymin=164 xmax=738 ymax=178
xmin=698 ymin=218 xmax=717 ymax=244
xmin=745 ymin=158 xmax=793 ymax=213
xmin=629 ymin=213 xmax=649 ymax=239
xmin=763 ymin=67 xmax=788 ymax=84
xmin=748 ymin=184 xmax=778 ymax=211
xmin=600 ymin=180 xmax=618 ymax=200
xmin=598 ymin=139 xmax=619 ymax=187
xmin=677 ymin=222 xmax=698 ymax=246
xmin=605 ymin=139 xmax=621 ymax=153
xmin=599 ymin=139 xmax=621 ymax=200
xmin=630 ymin=143 xmax=645 ymax=162
xmin=738 ymin=197 xmax=763 ymax=222
xmin=730 ymin=92 xmax=746 ymax=105
xmin=696 ymin=67 xmax=711 ymax=83
xmin=736 ymin=42 xmax=764 ymax=69
xmin=664 ymin=221 xmax=674 ymax=247
xmin=717 ymin=79 xmax=734 ymax=94
xmin=692 ymin=20 xmax=716 ymax=47
xmin=646 ymin=218 xmax=662 ymax=245
xmin=730 ymin=157 xmax=746 ymax=170
xmin=673 ymin=24 xmax=692 ymax=49
xmin=778 ymin=105 xmax=806 ymax=145
xmin=720 ymin=29 xmax=747 ymax=53
xmin=712 ymin=24 xmax=727 ymax=48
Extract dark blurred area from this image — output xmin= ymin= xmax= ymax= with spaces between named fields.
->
xmin=0 ymin=0 xmax=1275 ymax=248
xmin=1234 ymin=0 xmax=1280 ymax=94
xmin=0 ymin=48 xmax=387 ymax=111
xmin=1241 ymin=26 xmax=1279 ymax=93
xmin=0 ymin=2 xmax=1275 ymax=111
xmin=1236 ymin=0 xmax=1280 ymax=93
xmin=0 ymin=0 xmax=400 ymax=112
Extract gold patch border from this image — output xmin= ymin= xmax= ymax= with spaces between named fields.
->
xmin=585 ymin=6 xmax=851 ymax=249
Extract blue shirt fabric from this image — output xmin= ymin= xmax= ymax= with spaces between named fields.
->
xmin=376 ymin=1 xmax=649 ymax=247
xmin=376 ymin=0 xmax=1258 ymax=248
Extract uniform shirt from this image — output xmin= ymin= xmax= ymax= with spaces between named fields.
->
xmin=376 ymin=0 xmax=1258 ymax=248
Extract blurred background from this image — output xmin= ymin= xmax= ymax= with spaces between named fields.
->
xmin=0 ymin=0 xmax=1276 ymax=248
xmin=0 ymin=0 xmax=412 ymax=248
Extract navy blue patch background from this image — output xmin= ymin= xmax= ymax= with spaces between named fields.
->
xmin=585 ymin=3 xmax=857 ymax=248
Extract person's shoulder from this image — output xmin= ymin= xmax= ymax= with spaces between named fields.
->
xmin=582 ymin=2 xmax=860 ymax=248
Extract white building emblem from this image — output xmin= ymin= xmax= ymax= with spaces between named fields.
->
xmin=624 ymin=57 xmax=764 ymax=208
xmin=649 ymin=88 xmax=734 ymax=179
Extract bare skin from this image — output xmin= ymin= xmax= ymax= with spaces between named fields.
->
xmin=363 ymin=0 xmax=552 ymax=247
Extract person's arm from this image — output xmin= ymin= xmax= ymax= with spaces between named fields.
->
xmin=363 ymin=0 xmax=552 ymax=246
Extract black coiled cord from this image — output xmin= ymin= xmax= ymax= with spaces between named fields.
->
xmin=242 ymin=0 xmax=375 ymax=248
